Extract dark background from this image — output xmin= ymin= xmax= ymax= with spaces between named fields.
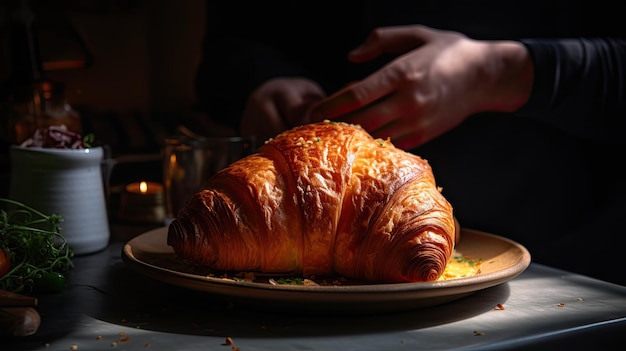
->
xmin=0 ymin=0 xmax=207 ymax=197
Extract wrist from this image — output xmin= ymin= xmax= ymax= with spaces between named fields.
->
xmin=483 ymin=40 xmax=534 ymax=113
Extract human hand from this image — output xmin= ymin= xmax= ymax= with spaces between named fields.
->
xmin=240 ymin=77 xmax=326 ymax=142
xmin=310 ymin=25 xmax=534 ymax=150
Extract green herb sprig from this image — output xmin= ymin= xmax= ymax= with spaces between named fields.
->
xmin=0 ymin=198 xmax=74 ymax=294
xmin=82 ymin=133 xmax=95 ymax=148
xmin=453 ymin=254 xmax=482 ymax=266
xmin=274 ymin=277 xmax=305 ymax=285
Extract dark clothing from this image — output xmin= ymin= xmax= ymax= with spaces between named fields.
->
xmin=195 ymin=1 xmax=626 ymax=285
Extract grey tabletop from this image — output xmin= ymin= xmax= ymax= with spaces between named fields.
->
xmin=4 ymin=224 xmax=626 ymax=351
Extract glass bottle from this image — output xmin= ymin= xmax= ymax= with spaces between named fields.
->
xmin=8 ymin=81 xmax=82 ymax=145
xmin=1 ymin=0 xmax=82 ymax=145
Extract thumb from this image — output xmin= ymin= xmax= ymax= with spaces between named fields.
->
xmin=349 ymin=25 xmax=433 ymax=63
xmin=348 ymin=37 xmax=383 ymax=63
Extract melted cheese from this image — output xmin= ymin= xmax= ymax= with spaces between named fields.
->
xmin=438 ymin=250 xmax=482 ymax=280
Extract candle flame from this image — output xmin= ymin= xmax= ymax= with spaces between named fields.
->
xmin=140 ymin=181 xmax=148 ymax=193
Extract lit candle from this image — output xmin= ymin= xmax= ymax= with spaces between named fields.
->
xmin=119 ymin=181 xmax=165 ymax=223
xmin=125 ymin=181 xmax=163 ymax=195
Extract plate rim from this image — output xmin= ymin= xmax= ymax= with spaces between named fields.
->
xmin=122 ymin=227 xmax=530 ymax=300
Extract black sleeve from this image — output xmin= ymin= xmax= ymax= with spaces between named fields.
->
xmin=517 ymin=38 xmax=626 ymax=144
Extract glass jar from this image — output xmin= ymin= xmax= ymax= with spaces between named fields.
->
xmin=1 ymin=0 xmax=82 ymax=145
xmin=7 ymin=80 xmax=82 ymax=145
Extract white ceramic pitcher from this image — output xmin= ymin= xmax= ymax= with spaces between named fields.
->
xmin=9 ymin=145 xmax=110 ymax=255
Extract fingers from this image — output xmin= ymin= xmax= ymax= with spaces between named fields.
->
xmin=310 ymin=70 xmax=399 ymax=120
xmin=240 ymin=100 xmax=286 ymax=141
xmin=375 ymin=121 xmax=424 ymax=151
xmin=312 ymin=25 xmax=440 ymax=121
xmin=338 ymin=93 xmax=403 ymax=132
xmin=282 ymin=90 xmax=326 ymax=127
xmin=349 ymin=25 xmax=434 ymax=63
xmin=275 ymin=78 xmax=327 ymax=126
xmin=242 ymin=77 xmax=328 ymax=141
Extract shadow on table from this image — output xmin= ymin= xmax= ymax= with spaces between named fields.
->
xmin=88 ymin=260 xmax=511 ymax=338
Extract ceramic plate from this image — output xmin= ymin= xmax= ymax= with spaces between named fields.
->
xmin=122 ymin=227 xmax=530 ymax=314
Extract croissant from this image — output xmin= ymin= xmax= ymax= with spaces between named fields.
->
xmin=167 ymin=121 xmax=456 ymax=283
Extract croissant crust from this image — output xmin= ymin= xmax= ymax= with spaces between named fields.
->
xmin=168 ymin=121 xmax=456 ymax=283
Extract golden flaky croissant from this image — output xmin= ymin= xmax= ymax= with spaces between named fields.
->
xmin=167 ymin=121 xmax=456 ymax=283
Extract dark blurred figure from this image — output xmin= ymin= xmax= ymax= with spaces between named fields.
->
xmin=194 ymin=1 xmax=626 ymax=285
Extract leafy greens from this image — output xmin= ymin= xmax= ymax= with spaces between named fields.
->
xmin=0 ymin=198 xmax=74 ymax=293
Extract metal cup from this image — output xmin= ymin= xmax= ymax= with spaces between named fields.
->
xmin=162 ymin=135 xmax=257 ymax=225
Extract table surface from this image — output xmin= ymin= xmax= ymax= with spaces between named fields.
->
xmin=4 ymin=223 xmax=626 ymax=351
